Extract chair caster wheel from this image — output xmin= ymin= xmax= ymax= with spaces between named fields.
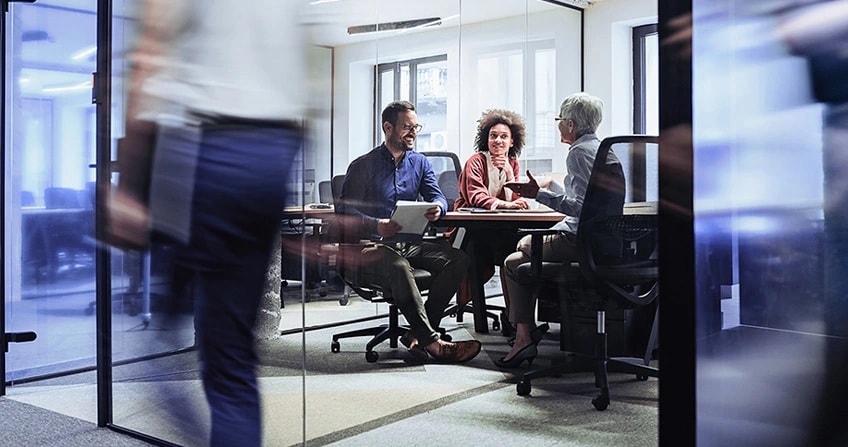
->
xmin=637 ymin=374 xmax=648 ymax=381
xmin=339 ymin=296 xmax=349 ymax=306
xmin=365 ymin=350 xmax=379 ymax=363
xmin=592 ymin=394 xmax=609 ymax=411
xmin=492 ymin=320 xmax=501 ymax=331
xmin=517 ymin=380 xmax=531 ymax=396
xmin=331 ymin=341 xmax=340 ymax=353
xmin=441 ymin=333 xmax=452 ymax=342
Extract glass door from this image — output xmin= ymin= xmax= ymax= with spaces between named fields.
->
xmin=3 ymin=0 xmax=102 ymax=387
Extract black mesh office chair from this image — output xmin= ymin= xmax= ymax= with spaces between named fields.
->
xmin=328 ymin=174 xmax=448 ymax=362
xmin=512 ymin=135 xmax=659 ymax=411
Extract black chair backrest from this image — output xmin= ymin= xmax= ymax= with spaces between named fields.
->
xmin=21 ymin=190 xmax=35 ymax=206
xmin=318 ymin=180 xmax=333 ymax=205
xmin=438 ymin=171 xmax=459 ymax=211
xmin=44 ymin=187 xmax=82 ymax=209
xmin=331 ymin=174 xmax=345 ymax=204
xmin=576 ymin=135 xmax=659 ymax=308
xmin=422 ymin=151 xmax=461 ymax=210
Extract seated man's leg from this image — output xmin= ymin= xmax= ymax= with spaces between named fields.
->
xmin=351 ymin=244 xmax=440 ymax=345
xmin=403 ymin=241 xmax=469 ymax=332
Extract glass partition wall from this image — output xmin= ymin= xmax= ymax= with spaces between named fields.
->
xmin=683 ymin=0 xmax=848 ymax=445
xmin=3 ymin=1 xmax=586 ymax=445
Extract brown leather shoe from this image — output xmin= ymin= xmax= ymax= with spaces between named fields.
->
xmin=427 ymin=340 xmax=482 ymax=363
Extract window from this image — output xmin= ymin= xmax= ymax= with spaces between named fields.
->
xmin=633 ymin=23 xmax=658 ymax=134
xmin=376 ymin=55 xmax=448 ymax=151
xmin=470 ymin=40 xmax=558 ymax=171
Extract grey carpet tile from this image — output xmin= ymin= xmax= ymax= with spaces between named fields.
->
xmin=0 ymin=398 xmax=156 ymax=447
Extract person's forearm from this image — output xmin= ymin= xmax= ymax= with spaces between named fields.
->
xmin=778 ymin=0 xmax=848 ymax=54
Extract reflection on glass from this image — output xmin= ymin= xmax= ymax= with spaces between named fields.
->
xmin=692 ymin=0 xmax=846 ymax=445
xmin=6 ymin=0 xmax=102 ymax=380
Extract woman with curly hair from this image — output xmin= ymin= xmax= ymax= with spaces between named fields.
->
xmin=455 ymin=109 xmax=528 ymax=211
xmin=453 ymin=109 xmax=529 ymax=334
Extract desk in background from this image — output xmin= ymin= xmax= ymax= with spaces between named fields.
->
xmin=440 ymin=210 xmax=565 ymax=333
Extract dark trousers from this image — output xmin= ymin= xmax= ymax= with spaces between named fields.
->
xmin=343 ymin=241 xmax=468 ymax=345
xmin=165 ymin=124 xmax=300 ymax=447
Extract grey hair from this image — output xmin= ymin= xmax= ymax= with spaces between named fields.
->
xmin=559 ymin=92 xmax=604 ymax=137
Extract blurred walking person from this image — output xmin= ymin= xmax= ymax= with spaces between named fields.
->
xmin=114 ymin=1 xmax=311 ymax=445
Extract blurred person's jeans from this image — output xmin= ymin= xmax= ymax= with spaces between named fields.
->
xmin=162 ymin=122 xmax=300 ymax=447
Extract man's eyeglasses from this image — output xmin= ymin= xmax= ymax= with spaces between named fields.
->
xmin=398 ymin=123 xmax=423 ymax=133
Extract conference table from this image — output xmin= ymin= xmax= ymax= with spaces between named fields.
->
xmin=440 ymin=209 xmax=565 ymax=333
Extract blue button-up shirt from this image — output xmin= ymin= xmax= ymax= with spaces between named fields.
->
xmin=337 ymin=143 xmax=447 ymax=241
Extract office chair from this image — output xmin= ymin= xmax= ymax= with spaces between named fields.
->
xmin=512 ymin=135 xmax=659 ymax=411
xmin=318 ymin=180 xmax=333 ymax=205
xmin=21 ymin=190 xmax=35 ymax=206
xmin=327 ymin=174 xmax=449 ymax=362
xmin=40 ymin=186 xmax=95 ymax=281
xmin=44 ymin=187 xmax=83 ymax=209
xmin=422 ymin=151 xmax=505 ymax=333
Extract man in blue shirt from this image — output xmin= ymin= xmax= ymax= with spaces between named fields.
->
xmin=336 ymin=100 xmax=481 ymax=363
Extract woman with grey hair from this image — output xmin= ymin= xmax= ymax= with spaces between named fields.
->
xmin=495 ymin=92 xmax=618 ymax=368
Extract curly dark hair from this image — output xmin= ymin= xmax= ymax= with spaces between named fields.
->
xmin=473 ymin=109 xmax=526 ymax=158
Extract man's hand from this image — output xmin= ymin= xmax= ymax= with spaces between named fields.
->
xmin=504 ymin=170 xmax=541 ymax=198
xmin=424 ymin=205 xmax=441 ymax=222
xmin=377 ymin=218 xmax=402 ymax=237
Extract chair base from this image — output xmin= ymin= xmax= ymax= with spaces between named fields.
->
xmin=331 ymin=303 xmax=405 ymax=362
xmin=516 ymin=350 xmax=658 ymax=408
xmin=516 ymin=306 xmax=659 ymax=410
xmin=445 ymin=302 xmax=506 ymax=334
xmin=331 ymin=303 xmax=450 ymax=363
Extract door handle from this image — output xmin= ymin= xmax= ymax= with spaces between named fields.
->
xmin=4 ymin=331 xmax=37 ymax=353
xmin=3 ymin=0 xmax=38 ymax=13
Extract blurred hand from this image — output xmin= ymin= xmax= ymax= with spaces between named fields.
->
xmin=504 ymin=170 xmax=541 ymax=198
xmin=107 ymin=189 xmax=150 ymax=250
xmin=377 ymin=218 xmax=402 ymax=237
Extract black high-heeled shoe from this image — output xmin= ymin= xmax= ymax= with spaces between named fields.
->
xmin=507 ymin=323 xmax=550 ymax=347
xmin=493 ymin=343 xmax=538 ymax=368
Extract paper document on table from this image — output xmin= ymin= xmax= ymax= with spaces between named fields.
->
xmin=390 ymin=200 xmax=439 ymax=239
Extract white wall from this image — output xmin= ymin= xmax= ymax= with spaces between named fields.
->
xmin=329 ymin=7 xmax=582 ymax=176
xmin=584 ymin=0 xmax=657 ymax=138
xmin=321 ymin=0 xmax=657 ymax=179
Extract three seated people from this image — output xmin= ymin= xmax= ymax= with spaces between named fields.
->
xmin=335 ymin=92 xmax=610 ymax=367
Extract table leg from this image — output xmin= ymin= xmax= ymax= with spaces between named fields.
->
xmin=464 ymin=235 xmax=489 ymax=333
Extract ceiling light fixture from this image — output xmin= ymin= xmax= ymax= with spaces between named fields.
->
xmin=42 ymin=81 xmax=92 ymax=93
xmin=72 ymin=46 xmax=97 ymax=61
xmin=348 ymin=17 xmax=442 ymax=35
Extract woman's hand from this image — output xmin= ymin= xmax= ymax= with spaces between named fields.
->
xmin=498 ymin=198 xmax=530 ymax=210
xmin=490 ymin=153 xmax=508 ymax=170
